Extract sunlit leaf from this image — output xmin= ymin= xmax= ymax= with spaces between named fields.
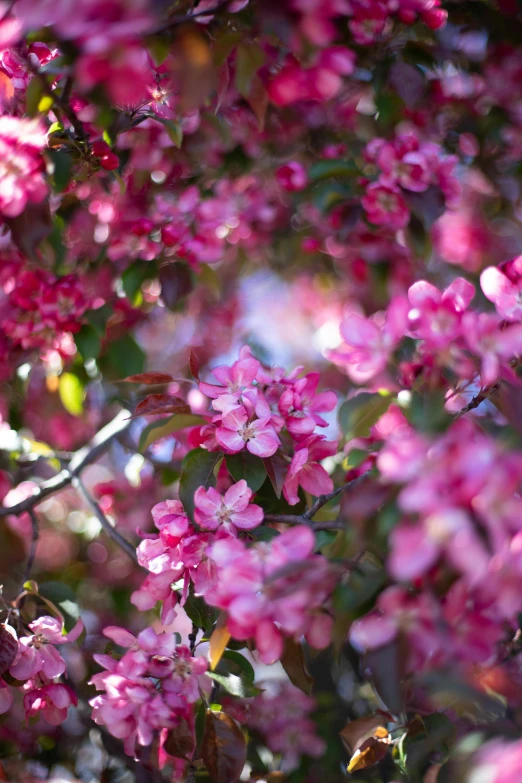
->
xmin=209 ymin=615 xmax=231 ymax=671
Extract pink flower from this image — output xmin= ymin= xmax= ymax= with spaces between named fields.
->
xmin=199 ymin=355 xmax=260 ymax=400
xmin=10 ymin=616 xmax=83 ymax=681
xmin=463 ymin=312 xmax=522 ymax=385
xmin=481 ymin=262 xmax=522 ymax=322
xmin=283 ymin=435 xmax=337 ymax=506
xmin=0 ymin=116 xmax=47 ymax=217
xmin=24 ymin=683 xmax=78 ymax=725
xmin=215 ymin=405 xmax=280 ymax=457
xmin=194 ymin=479 xmax=263 ymax=532
xmin=278 ymin=372 xmax=337 ymax=441
xmin=330 ymin=296 xmax=409 ymax=383
xmin=276 ymin=162 xmax=308 ymax=192
xmin=362 ymin=183 xmax=410 ymax=229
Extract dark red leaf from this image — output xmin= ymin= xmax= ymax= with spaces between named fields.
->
xmin=5 ymin=200 xmax=52 ymax=261
xmin=263 ymin=453 xmax=287 ymax=499
xmin=163 ymin=716 xmax=195 ymax=760
xmin=201 ymin=710 xmax=246 ymax=783
xmin=189 ymin=349 xmax=200 ymax=381
xmin=0 ymin=625 xmax=18 ymax=674
xmin=159 ymin=263 xmax=193 ymax=310
xmin=122 ymin=372 xmax=174 ymax=385
xmin=129 ymin=394 xmax=191 ymax=418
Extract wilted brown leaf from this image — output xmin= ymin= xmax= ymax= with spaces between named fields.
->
xmin=201 ymin=710 xmax=246 ymax=783
xmin=164 ymin=716 xmax=195 ymax=760
xmin=0 ymin=625 xmax=18 ymax=674
xmin=346 ymin=730 xmax=391 ymax=773
xmin=5 ymin=200 xmax=52 ymax=260
xmin=280 ymin=637 xmax=314 ymax=695
xmin=340 ymin=715 xmax=386 ymax=754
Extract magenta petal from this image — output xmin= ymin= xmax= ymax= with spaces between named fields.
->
xmin=299 ymin=464 xmax=333 ymax=497
xmin=223 ymin=479 xmax=251 ymax=511
xmin=230 ymin=504 xmax=264 ymax=529
xmin=247 ymin=433 xmax=278 ymax=457
xmin=216 ymin=427 xmax=244 ymax=453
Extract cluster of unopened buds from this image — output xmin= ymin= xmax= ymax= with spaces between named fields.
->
xmin=0 ymin=616 xmax=82 ymax=725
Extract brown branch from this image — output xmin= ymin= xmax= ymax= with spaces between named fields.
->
xmin=0 ymin=410 xmax=131 ymax=518
xmin=21 ymin=52 xmax=88 ymax=141
xmin=21 ymin=509 xmax=39 ymax=586
xmin=72 ymin=476 xmax=139 ymax=564
xmin=264 ymin=472 xmax=371 ymax=530
xmin=453 ymin=381 xmax=501 ymax=419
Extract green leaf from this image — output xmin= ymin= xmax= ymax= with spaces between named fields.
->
xmin=101 ymin=334 xmax=145 ymax=379
xmin=235 ymin=42 xmax=265 ymax=98
xmin=154 ymin=116 xmax=184 ymax=148
xmin=226 ymin=452 xmax=266 ymax=492
xmin=26 ymin=77 xmax=44 ymax=116
xmin=249 ymin=525 xmax=280 ymax=542
xmin=86 ymin=304 xmax=112 ymax=335
xmin=179 ymin=448 xmax=223 ymax=521
xmin=121 ymin=260 xmax=157 ymax=303
xmin=221 ymin=651 xmax=256 ymax=683
xmin=208 ymin=672 xmax=261 ymax=698
xmin=47 ymin=149 xmax=72 ymax=192
xmin=38 ymin=582 xmax=80 ymax=633
xmin=338 ymin=392 xmax=394 ymax=439
xmin=308 ymin=160 xmax=359 ymax=181
xmin=139 ymin=413 xmax=206 ymax=452
xmin=74 ymin=325 xmax=101 ymax=361
xmin=59 ymin=373 xmax=84 ymax=416
xmin=406 ymin=389 xmax=450 ymax=434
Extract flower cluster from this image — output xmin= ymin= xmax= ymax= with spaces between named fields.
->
xmin=204 ymin=525 xmax=337 ymax=663
xmin=0 ymin=616 xmax=82 ymax=725
xmin=90 ymin=626 xmax=208 ymax=756
xmin=226 ymin=682 xmax=325 ymax=771
xmin=197 ymin=347 xmax=337 ymax=504
xmin=362 ymin=133 xmax=460 ymax=230
xmin=2 ymin=267 xmax=89 ymax=351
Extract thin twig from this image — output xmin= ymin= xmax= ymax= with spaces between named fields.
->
xmin=21 ymin=509 xmax=39 ymax=586
xmin=453 ymin=381 xmax=501 ymax=419
xmin=152 ymin=0 xmax=230 ymax=32
xmin=0 ymin=410 xmax=131 ymax=518
xmin=21 ymin=52 xmax=87 ymax=141
xmin=72 ymin=475 xmax=139 ymax=564
xmin=264 ymin=472 xmax=371 ymax=530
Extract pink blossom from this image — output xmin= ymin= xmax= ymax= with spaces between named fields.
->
xmin=24 ymin=683 xmax=78 ymax=725
xmin=330 ymin=296 xmax=409 ymax=383
xmin=10 ymin=616 xmax=83 ymax=681
xmin=194 ymin=479 xmax=263 ymax=532
xmin=0 ymin=116 xmax=47 ymax=217
xmin=278 ymin=371 xmax=336 ymax=440
xmin=276 ymin=162 xmax=308 ymax=192
xmin=361 ymin=183 xmax=410 ymax=229
xmin=283 ymin=434 xmax=337 ymax=506
xmin=215 ymin=405 xmax=280 ymax=457
xmin=481 ymin=263 xmax=522 ymax=322
xmin=199 ymin=355 xmax=260 ymax=400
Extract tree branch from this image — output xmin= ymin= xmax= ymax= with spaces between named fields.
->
xmin=21 ymin=509 xmax=39 ymax=586
xmin=71 ymin=475 xmax=139 ymax=564
xmin=0 ymin=410 xmax=131 ymax=518
xmin=453 ymin=381 xmax=501 ymax=419
xmin=264 ymin=472 xmax=371 ymax=530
